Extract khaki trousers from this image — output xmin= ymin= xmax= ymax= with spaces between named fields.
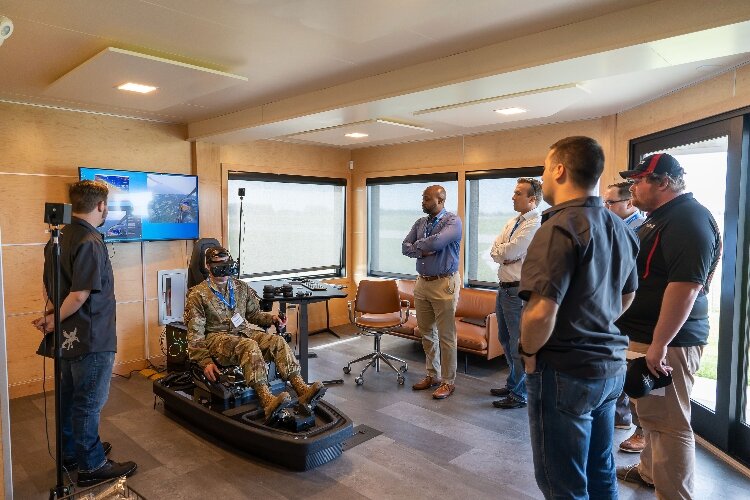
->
xmin=630 ymin=340 xmax=703 ymax=500
xmin=414 ymin=273 xmax=460 ymax=384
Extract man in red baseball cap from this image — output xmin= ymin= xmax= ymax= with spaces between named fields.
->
xmin=616 ymin=153 xmax=721 ymax=498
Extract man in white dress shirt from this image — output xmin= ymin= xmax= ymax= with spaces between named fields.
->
xmin=489 ymin=178 xmax=542 ymax=409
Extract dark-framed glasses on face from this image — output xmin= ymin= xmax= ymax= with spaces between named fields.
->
xmin=603 ymin=199 xmax=630 ymax=207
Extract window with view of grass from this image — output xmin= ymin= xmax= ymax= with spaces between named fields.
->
xmin=367 ymin=174 xmax=458 ymax=278
xmin=227 ymin=173 xmax=346 ymax=280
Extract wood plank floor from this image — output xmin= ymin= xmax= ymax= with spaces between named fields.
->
xmin=10 ymin=326 xmax=750 ymax=499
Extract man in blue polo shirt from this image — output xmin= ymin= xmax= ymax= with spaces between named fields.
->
xmin=519 ymin=136 xmax=639 ymax=499
xmin=402 ymin=185 xmax=462 ymax=400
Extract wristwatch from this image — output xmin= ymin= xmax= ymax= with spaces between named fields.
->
xmin=518 ymin=342 xmax=538 ymax=357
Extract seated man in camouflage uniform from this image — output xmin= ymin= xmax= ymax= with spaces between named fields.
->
xmin=185 ymin=246 xmax=325 ymax=422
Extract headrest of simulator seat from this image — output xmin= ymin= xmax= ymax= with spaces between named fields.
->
xmin=188 ymin=237 xmax=221 ymax=289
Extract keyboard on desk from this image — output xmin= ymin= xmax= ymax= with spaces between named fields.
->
xmin=288 ymin=278 xmax=328 ymax=291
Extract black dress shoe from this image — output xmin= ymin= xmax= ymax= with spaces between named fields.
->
xmin=492 ymin=397 xmax=527 ymax=409
xmin=77 ymin=459 xmax=137 ymax=487
xmin=490 ymin=387 xmax=510 ymax=397
xmin=63 ymin=442 xmax=112 ymax=470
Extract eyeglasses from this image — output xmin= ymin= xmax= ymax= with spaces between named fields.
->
xmin=603 ymin=199 xmax=630 ymax=207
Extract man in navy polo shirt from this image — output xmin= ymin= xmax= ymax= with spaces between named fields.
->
xmin=519 ymin=136 xmax=639 ymax=499
xmin=33 ymin=180 xmax=137 ymax=487
xmin=616 ymin=153 xmax=721 ymax=499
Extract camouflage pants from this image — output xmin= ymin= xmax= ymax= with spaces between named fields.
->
xmin=205 ymin=330 xmax=299 ymax=386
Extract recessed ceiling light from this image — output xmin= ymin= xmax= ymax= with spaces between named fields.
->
xmin=345 ymin=132 xmax=368 ymax=138
xmin=494 ymin=107 xmax=527 ymax=115
xmin=117 ymin=82 xmax=158 ymax=94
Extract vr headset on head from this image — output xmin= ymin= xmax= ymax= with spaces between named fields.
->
xmin=206 ymin=247 xmax=239 ymax=277
xmin=208 ymin=259 xmax=238 ymax=277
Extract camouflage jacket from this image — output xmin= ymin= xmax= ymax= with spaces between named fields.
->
xmin=185 ymin=278 xmax=274 ymax=368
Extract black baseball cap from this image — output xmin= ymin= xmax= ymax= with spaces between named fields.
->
xmin=623 ymin=356 xmax=673 ymax=399
xmin=620 ymin=153 xmax=684 ymax=179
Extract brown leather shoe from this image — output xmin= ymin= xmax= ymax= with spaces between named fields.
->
xmin=412 ymin=376 xmax=440 ymax=391
xmin=619 ymin=430 xmax=646 ymax=453
xmin=616 ymin=464 xmax=653 ymax=488
xmin=432 ymin=383 xmax=455 ymax=399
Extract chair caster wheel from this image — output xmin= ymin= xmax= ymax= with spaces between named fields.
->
xmin=399 ymin=365 xmax=408 ymax=373
xmin=343 ymin=366 xmax=351 ymax=374
xmin=397 ymin=376 xmax=405 ymax=385
xmin=355 ymin=377 xmax=364 ymax=386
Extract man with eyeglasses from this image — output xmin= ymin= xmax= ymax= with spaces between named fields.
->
xmin=604 ymin=181 xmax=645 ymax=231
xmin=615 ymin=153 xmax=722 ymax=499
xmin=604 ymin=181 xmax=646 ymax=453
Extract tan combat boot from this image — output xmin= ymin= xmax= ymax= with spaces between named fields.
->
xmin=289 ymin=375 xmax=326 ymax=407
xmin=254 ymin=384 xmax=292 ymax=423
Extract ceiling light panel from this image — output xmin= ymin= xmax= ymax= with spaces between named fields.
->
xmin=285 ymin=118 xmax=432 ymax=147
xmin=414 ymin=83 xmax=588 ymax=128
xmin=45 ymin=47 xmax=247 ymax=112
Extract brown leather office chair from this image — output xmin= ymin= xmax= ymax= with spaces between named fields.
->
xmin=344 ymin=280 xmax=410 ymax=385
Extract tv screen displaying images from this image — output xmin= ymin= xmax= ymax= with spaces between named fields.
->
xmin=79 ymin=167 xmax=199 ymax=242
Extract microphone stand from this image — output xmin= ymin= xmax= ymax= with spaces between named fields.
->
xmin=49 ymin=225 xmax=71 ymax=498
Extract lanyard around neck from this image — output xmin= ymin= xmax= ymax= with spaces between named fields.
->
xmin=208 ymin=278 xmax=235 ymax=310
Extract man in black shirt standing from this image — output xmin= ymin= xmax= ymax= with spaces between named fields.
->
xmin=519 ymin=136 xmax=639 ymax=499
xmin=615 ymin=154 xmax=721 ymax=499
xmin=33 ymin=180 xmax=137 ymax=487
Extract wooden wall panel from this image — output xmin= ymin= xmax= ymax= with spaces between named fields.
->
xmin=2 ymin=245 xmax=46 ymax=315
xmin=221 ymin=140 xmax=350 ymax=173
xmin=0 ymin=102 xmax=189 ymax=176
xmin=5 ymin=314 xmax=53 ymax=392
xmin=351 ymin=137 xmax=462 ymax=173
xmin=110 ymin=242 xmax=145 ymax=303
xmin=114 ymin=301 xmax=146 ymax=366
xmin=0 ymin=174 xmax=76 ymax=245
xmin=143 ymin=240 xmax=191 ymax=300
xmin=193 ymin=142 xmax=223 ymax=241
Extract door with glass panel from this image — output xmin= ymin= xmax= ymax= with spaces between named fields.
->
xmin=631 ymin=115 xmax=749 ymax=462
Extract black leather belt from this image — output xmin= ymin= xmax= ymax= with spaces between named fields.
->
xmin=499 ymin=281 xmax=520 ymax=288
xmin=419 ymin=273 xmax=454 ymax=282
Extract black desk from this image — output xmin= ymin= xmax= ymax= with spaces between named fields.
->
xmin=246 ymin=280 xmax=347 ymax=382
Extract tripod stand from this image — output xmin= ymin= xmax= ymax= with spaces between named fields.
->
xmin=48 ymin=224 xmax=72 ymax=498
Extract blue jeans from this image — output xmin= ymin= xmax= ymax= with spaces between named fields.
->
xmin=526 ymin=362 xmax=624 ymax=499
xmin=496 ymin=286 xmax=526 ymax=401
xmin=60 ymin=351 xmax=115 ymax=473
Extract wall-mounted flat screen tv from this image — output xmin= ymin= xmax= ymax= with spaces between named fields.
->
xmin=79 ymin=167 xmax=199 ymax=242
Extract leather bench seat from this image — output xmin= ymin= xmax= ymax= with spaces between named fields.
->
xmin=392 ymin=279 xmax=504 ymax=361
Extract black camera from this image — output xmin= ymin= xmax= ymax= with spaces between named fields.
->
xmin=44 ymin=202 xmax=71 ymax=225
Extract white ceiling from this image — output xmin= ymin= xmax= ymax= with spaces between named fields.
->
xmin=1 ymin=0 xmax=749 ymax=148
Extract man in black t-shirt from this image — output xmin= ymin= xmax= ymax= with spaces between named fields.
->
xmin=33 ymin=180 xmax=137 ymax=487
xmin=519 ymin=136 xmax=639 ymax=499
xmin=615 ymin=153 xmax=721 ymax=499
